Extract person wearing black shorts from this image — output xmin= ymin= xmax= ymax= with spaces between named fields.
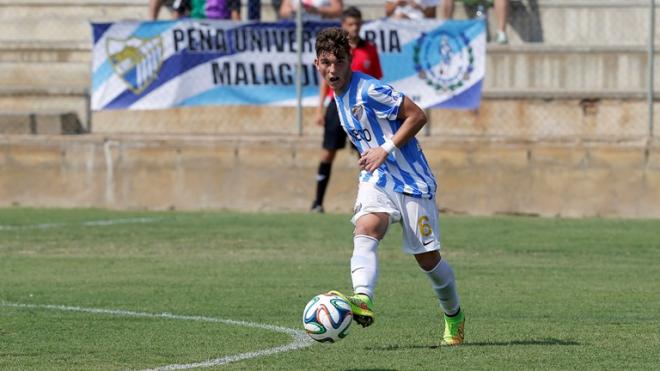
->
xmin=322 ymin=98 xmax=347 ymax=151
xmin=311 ymin=96 xmax=349 ymax=213
xmin=310 ymin=7 xmax=382 ymax=213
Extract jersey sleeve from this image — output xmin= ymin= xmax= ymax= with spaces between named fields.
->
xmin=366 ymin=82 xmax=404 ymax=121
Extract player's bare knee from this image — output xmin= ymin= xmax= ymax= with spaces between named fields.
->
xmin=354 ymin=213 xmax=388 ymax=239
xmin=353 ymin=225 xmax=385 ymax=240
xmin=415 ymin=250 xmax=441 ymax=271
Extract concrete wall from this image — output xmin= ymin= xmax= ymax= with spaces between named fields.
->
xmin=89 ymin=98 xmax=653 ymax=141
xmin=1 ymin=134 xmax=658 ymax=218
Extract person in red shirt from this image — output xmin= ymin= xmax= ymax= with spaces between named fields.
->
xmin=311 ymin=6 xmax=383 ymax=213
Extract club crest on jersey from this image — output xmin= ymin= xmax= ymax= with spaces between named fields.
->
xmin=351 ymin=104 xmax=364 ymax=121
xmin=412 ymin=30 xmax=474 ymax=94
xmin=106 ymin=35 xmax=164 ymax=95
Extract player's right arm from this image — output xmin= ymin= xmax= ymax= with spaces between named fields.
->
xmin=359 ymin=95 xmax=427 ymax=173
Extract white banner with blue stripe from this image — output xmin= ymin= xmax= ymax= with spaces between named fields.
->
xmin=91 ymin=19 xmax=485 ymax=111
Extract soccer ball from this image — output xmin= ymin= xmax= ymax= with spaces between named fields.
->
xmin=302 ymin=292 xmax=353 ymax=343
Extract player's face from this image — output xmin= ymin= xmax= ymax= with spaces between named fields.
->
xmin=315 ymin=50 xmax=352 ymax=93
xmin=341 ymin=16 xmax=361 ymax=41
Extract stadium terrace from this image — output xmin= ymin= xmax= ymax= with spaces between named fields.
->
xmin=173 ymin=26 xmax=317 ymax=54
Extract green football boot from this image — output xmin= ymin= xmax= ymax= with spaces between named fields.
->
xmin=441 ymin=310 xmax=465 ymax=346
xmin=328 ymin=290 xmax=375 ymax=327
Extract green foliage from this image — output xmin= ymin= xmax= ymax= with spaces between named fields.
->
xmin=1 ymin=209 xmax=659 ymax=370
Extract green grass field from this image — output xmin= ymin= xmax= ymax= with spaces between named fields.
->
xmin=1 ymin=208 xmax=659 ymax=370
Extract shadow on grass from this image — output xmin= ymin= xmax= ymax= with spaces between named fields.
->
xmin=365 ymin=338 xmax=580 ymax=350
xmin=463 ymin=338 xmax=581 ymax=347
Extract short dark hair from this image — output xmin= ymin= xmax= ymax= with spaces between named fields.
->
xmin=315 ymin=27 xmax=351 ymax=58
xmin=342 ymin=6 xmax=362 ymax=21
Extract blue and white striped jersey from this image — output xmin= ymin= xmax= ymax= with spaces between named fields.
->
xmin=334 ymin=72 xmax=437 ymax=199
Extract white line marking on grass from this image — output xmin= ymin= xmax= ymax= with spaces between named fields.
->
xmin=0 ymin=217 xmax=162 ymax=231
xmin=0 ymin=301 xmax=314 ymax=370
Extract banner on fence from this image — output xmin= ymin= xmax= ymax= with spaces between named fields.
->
xmin=91 ymin=19 xmax=485 ymax=111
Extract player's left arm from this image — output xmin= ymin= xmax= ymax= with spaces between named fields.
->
xmin=391 ymin=95 xmax=427 ymax=147
xmin=359 ymin=96 xmax=427 ymax=172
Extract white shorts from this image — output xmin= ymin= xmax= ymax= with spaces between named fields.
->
xmin=351 ymin=182 xmax=441 ymax=255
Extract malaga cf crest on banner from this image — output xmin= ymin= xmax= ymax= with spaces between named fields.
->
xmin=106 ymin=36 xmax=164 ymax=95
xmin=413 ymin=30 xmax=474 ymax=94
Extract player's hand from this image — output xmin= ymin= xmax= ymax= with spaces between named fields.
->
xmin=358 ymin=147 xmax=389 ymax=173
xmin=315 ymin=110 xmax=324 ymax=127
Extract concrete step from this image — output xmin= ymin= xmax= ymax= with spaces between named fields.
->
xmin=0 ymin=42 xmax=89 ymax=93
xmin=486 ymin=45 xmax=656 ymax=92
xmin=0 ymin=87 xmax=90 ymax=129
xmin=0 ymin=0 xmax=171 ymax=43
xmin=0 ymin=62 xmax=89 ymax=88
xmin=0 ymin=0 xmax=656 ymax=45
xmin=0 ymin=0 xmax=158 ymax=21
xmin=0 ymin=41 xmax=89 ymax=63
xmin=357 ymin=0 xmax=656 ymax=45
xmin=0 ymin=18 xmax=96 ymax=43
xmin=466 ymin=0 xmax=654 ymax=46
xmin=0 ymin=112 xmax=85 ymax=134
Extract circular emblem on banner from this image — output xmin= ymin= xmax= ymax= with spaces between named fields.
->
xmin=413 ymin=30 xmax=474 ymax=93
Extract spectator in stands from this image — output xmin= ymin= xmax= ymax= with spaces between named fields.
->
xmin=278 ymin=0 xmax=343 ymax=20
xmin=443 ymin=0 xmax=509 ymax=44
xmin=310 ymin=6 xmax=382 ymax=213
xmin=149 ymin=0 xmax=188 ymax=19
xmin=272 ymin=0 xmax=283 ymax=19
xmin=149 ymin=0 xmax=241 ymax=20
xmin=247 ymin=0 xmax=261 ymax=20
xmin=385 ymin=0 xmax=439 ymax=20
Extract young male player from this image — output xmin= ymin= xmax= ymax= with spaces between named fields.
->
xmin=310 ymin=7 xmax=383 ymax=213
xmin=314 ymin=28 xmax=465 ymax=345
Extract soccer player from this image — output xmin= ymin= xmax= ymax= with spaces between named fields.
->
xmin=314 ymin=28 xmax=465 ymax=345
xmin=311 ymin=6 xmax=383 ymax=213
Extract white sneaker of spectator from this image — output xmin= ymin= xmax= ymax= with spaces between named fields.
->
xmin=495 ymin=31 xmax=508 ymax=44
